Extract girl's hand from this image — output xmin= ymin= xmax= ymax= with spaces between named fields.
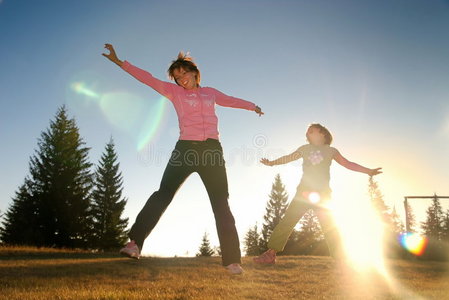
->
xmin=260 ymin=158 xmax=273 ymax=166
xmin=255 ymin=106 xmax=264 ymax=117
xmin=368 ymin=167 xmax=383 ymax=176
xmin=102 ymin=43 xmax=123 ymax=66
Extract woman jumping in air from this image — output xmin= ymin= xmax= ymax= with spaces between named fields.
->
xmin=103 ymin=44 xmax=263 ymax=274
xmin=254 ymin=123 xmax=382 ymax=264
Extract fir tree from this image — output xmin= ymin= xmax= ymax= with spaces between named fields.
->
xmin=90 ymin=138 xmax=128 ymax=251
xmin=293 ymin=210 xmax=324 ymax=254
xmin=297 ymin=210 xmax=323 ymax=240
xmin=442 ymin=210 xmax=449 ymax=242
xmin=421 ymin=195 xmax=444 ymax=240
xmin=368 ymin=177 xmax=390 ymax=224
xmin=260 ymin=174 xmax=289 ymax=252
xmin=404 ymin=201 xmax=417 ymax=233
xmin=1 ymin=180 xmax=39 ymax=245
xmin=390 ymin=206 xmax=405 ymax=235
xmin=196 ymin=232 xmax=215 ymax=257
xmin=2 ymin=106 xmax=93 ymax=248
xmin=213 ymin=246 xmax=221 ymax=256
xmin=368 ymin=177 xmax=405 ymax=233
xmin=368 ymin=177 xmax=404 ymax=257
xmin=244 ymin=224 xmax=261 ymax=256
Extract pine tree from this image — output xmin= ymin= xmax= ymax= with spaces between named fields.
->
xmin=442 ymin=209 xmax=449 ymax=242
xmin=1 ymin=180 xmax=39 ymax=245
xmin=213 ymin=246 xmax=221 ymax=256
xmin=421 ymin=195 xmax=444 ymax=241
xmin=196 ymin=232 xmax=215 ymax=257
xmin=293 ymin=210 xmax=324 ymax=254
xmin=368 ymin=177 xmax=391 ymax=224
xmin=390 ymin=206 xmax=405 ymax=235
xmin=422 ymin=196 xmax=444 ymax=239
xmin=90 ymin=138 xmax=128 ymax=251
xmin=2 ymin=106 xmax=93 ymax=248
xmin=260 ymin=174 xmax=289 ymax=252
xmin=298 ymin=210 xmax=324 ymax=240
xmin=368 ymin=177 xmax=405 ymax=233
xmin=244 ymin=224 xmax=261 ymax=256
xmin=368 ymin=177 xmax=405 ymax=257
xmin=404 ymin=201 xmax=417 ymax=233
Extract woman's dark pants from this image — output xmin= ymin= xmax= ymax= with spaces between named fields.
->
xmin=128 ymin=139 xmax=241 ymax=266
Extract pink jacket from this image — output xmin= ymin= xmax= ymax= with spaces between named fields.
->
xmin=121 ymin=61 xmax=256 ymax=141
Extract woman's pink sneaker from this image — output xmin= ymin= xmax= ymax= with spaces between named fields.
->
xmin=226 ymin=263 xmax=244 ymax=275
xmin=119 ymin=241 xmax=140 ymax=259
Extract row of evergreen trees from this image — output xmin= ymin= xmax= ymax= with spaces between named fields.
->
xmin=0 ymin=107 xmax=129 ymax=251
xmin=241 ymin=174 xmax=449 ymax=260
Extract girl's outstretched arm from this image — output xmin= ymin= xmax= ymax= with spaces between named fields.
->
xmin=333 ymin=149 xmax=382 ymax=176
xmin=260 ymin=150 xmax=301 ymax=166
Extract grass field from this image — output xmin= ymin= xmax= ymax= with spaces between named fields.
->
xmin=1 ymin=246 xmax=448 ymax=299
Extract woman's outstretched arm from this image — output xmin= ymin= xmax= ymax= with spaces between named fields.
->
xmin=102 ymin=44 xmax=123 ymax=67
xmin=102 ymin=43 xmax=175 ymax=99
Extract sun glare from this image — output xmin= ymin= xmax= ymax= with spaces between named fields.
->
xmin=333 ymin=199 xmax=386 ymax=271
xmin=308 ymin=192 xmax=321 ymax=204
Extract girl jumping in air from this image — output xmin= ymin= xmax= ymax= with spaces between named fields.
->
xmin=102 ymin=44 xmax=263 ymax=274
xmin=254 ymin=123 xmax=382 ymax=264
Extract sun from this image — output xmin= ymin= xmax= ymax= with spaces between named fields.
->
xmin=333 ymin=199 xmax=386 ymax=269
xmin=329 ymin=169 xmax=388 ymax=272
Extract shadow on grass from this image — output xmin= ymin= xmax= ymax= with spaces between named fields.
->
xmin=0 ymin=250 xmax=227 ymax=285
xmin=0 ymin=258 xmax=157 ymax=281
xmin=0 ymin=251 xmax=120 ymax=261
xmin=0 ymin=245 xmax=126 ymax=260
xmin=252 ymin=255 xmax=334 ymax=271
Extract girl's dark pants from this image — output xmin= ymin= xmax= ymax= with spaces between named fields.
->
xmin=128 ymin=139 xmax=241 ymax=266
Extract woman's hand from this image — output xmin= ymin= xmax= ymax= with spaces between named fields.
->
xmin=255 ymin=106 xmax=264 ymax=117
xmin=260 ymin=158 xmax=273 ymax=166
xmin=102 ymin=43 xmax=123 ymax=67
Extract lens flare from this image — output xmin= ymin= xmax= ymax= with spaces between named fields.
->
xmin=308 ymin=192 xmax=321 ymax=204
xmin=69 ymin=80 xmax=169 ymax=150
xmin=99 ymin=91 xmax=145 ymax=132
xmin=71 ymin=82 xmax=100 ymax=99
xmin=137 ymin=96 xmax=168 ymax=151
xmin=99 ymin=92 xmax=169 ymax=149
xmin=301 ymin=191 xmax=321 ymax=204
xmin=399 ymin=232 xmax=428 ymax=256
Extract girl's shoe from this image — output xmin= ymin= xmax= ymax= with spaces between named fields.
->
xmin=226 ymin=263 xmax=244 ymax=275
xmin=119 ymin=240 xmax=140 ymax=259
xmin=253 ymin=250 xmax=276 ymax=264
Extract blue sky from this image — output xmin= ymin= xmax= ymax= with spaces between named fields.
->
xmin=1 ymin=0 xmax=449 ymax=256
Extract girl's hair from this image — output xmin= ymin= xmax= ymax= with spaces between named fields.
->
xmin=167 ymin=52 xmax=201 ymax=86
xmin=306 ymin=123 xmax=333 ymax=145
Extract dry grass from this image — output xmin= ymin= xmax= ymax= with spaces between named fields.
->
xmin=1 ymin=246 xmax=448 ymax=299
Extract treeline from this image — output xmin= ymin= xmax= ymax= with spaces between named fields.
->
xmin=0 ymin=106 xmax=128 ymax=251
xmin=242 ymin=174 xmax=449 ymax=261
